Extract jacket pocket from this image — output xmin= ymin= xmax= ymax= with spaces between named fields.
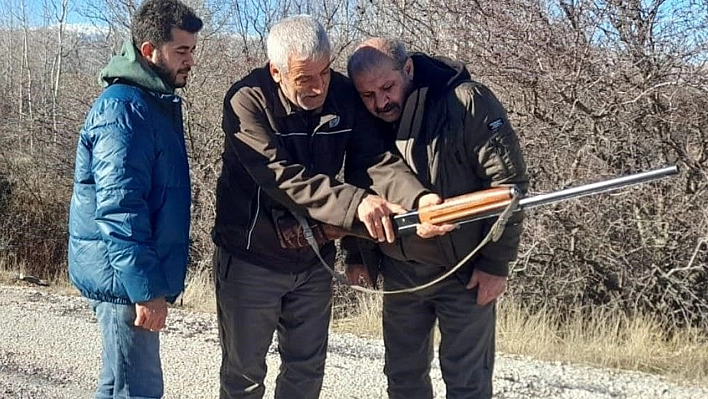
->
xmin=215 ymin=246 xmax=232 ymax=281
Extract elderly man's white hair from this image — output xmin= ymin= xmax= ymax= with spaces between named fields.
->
xmin=267 ymin=15 xmax=331 ymax=75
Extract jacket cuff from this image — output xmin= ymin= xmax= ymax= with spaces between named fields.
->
xmin=122 ymin=265 xmax=171 ymax=304
xmin=343 ymin=188 xmax=368 ymax=230
xmin=410 ymin=189 xmax=434 ymax=210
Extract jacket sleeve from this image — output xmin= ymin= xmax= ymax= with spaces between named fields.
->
xmin=344 ymin=102 xmax=430 ymax=210
xmin=225 ymin=88 xmax=367 ymax=229
xmin=463 ymin=83 xmax=529 ymax=276
xmin=91 ymin=100 xmax=170 ymax=303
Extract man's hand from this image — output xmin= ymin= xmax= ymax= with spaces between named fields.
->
xmin=416 ymin=192 xmax=443 ymax=208
xmin=416 ymin=222 xmax=456 ymax=238
xmin=357 ymin=194 xmax=406 ymax=243
xmin=345 ymin=263 xmax=373 ymax=287
xmin=466 ymin=270 xmax=507 ymax=305
xmin=134 ymin=297 xmax=168 ymax=332
xmin=415 ymin=193 xmax=456 ymax=239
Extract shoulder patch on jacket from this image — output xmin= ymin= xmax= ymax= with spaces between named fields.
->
xmin=488 ymin=118 xmax=504 ymax=132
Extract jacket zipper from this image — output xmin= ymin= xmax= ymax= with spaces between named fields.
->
xmin=246 ymin=187 xmax=261 ymax=250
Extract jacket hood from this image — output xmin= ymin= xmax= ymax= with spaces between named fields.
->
xmin=98 ymin=40 xmax=174 ymax=94
xmin=410 ymin=53 xmax=470 ymax=97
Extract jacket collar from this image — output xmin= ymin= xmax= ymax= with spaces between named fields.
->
xmin=99 ymin=40 xmax=175 ymax=94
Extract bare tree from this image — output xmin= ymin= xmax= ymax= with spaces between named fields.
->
xmin=19 ymin=0 xmax=33 ymax=121
xmin=47 ymin=0 xmax=70 ymax=137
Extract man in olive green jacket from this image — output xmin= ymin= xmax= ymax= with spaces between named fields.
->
xmin=346 ymin=37 xmax=529 ymax=399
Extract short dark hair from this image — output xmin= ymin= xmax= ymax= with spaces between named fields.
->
xmin=347 ymin=37 xmax=408 ymax=79
xmin=131 ymin=0 xmax=203 ymax=48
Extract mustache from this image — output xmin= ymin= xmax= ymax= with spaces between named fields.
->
xmin=375 ymin=103 xmax=395 ymax=114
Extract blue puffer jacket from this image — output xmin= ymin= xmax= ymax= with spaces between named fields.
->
xmin=68 ymin=40 xmax=191 ymax=304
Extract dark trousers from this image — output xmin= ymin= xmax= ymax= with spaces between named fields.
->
xmin=214 ymin=246 xmax=333 ymax=399
xmin=382 ymin=258 xmax=496 ymax=399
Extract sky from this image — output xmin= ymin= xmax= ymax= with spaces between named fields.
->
xmin=4 ymin=0 xmax=108 ymax=27
xmin=11 ymin=0 xmax=700 ymax=33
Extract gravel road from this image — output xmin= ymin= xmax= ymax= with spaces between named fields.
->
xmin=1 ymin=285 xmax=706 ymax=399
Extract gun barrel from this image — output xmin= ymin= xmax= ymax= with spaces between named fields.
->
xmin=394 ymin=165 xmax=679 ymax=233
xmin=519 ymin=164 xmax=678 ymax=212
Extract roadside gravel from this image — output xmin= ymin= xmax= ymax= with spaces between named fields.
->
xmin=1 ymin=285 xmax=706 ymax=399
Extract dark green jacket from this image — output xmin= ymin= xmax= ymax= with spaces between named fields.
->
xmin=346 ymin=53 xmax=529 ymax=278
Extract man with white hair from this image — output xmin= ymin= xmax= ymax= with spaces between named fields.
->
xmin=212 ymin=16 xmax=446 ymax=399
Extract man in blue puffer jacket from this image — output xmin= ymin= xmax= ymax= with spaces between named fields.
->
xmin=68 ymin=1 xmax=202 ymax=397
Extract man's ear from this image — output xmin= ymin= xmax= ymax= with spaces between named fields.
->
xmin=403 ymin=57 xmax=414 ymax=81
xmin=269 ymin=62 xmax=283 ymax=83
xmin=139 ymin=41 xmax=157 ymax=63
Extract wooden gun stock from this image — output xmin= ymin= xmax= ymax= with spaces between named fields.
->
xmin=394 ymin=186 xmax=519 ymax=234
xmin=419 ymin=187 xmax=517 ymax=225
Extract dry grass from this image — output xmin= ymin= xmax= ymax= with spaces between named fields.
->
xmin=0 ymin=256 xmax=17 ymax=285
xmin=496 ymin=299 xmax=708 ymax=384
xmin=180 ymin=265 xmax=216 ymax=313
xmin=0 ymin=255 xmax=79 ymax=295
xmin=331 ymin=292 xmax=383 ymax=338
xmin=335 ymin=292 xmax=708 ymax=386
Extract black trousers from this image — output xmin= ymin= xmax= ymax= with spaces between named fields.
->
xmin=214 ymin=246 xmax=333 ymax=399
xmin=382 ymin=258 xmax=496 ymax=399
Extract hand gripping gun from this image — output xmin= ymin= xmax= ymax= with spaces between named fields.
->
xmin=393 ymin=165 xmax=679 ymax=235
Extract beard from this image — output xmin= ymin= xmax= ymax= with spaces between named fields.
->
xmin=151 ymin=56 xmax=190 ymax=89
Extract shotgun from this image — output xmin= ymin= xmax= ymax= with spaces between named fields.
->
xmin=393 ymin=165 xmax=679 ymax=235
